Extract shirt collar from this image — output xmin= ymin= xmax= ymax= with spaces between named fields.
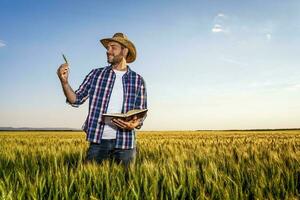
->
xmin=106 ymin=64 xmax=132 ymax=76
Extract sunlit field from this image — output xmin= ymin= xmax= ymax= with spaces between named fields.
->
xmin=0 ymin=130 xmax=299 ymax=200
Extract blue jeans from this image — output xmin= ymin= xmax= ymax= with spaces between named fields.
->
xmin=85 ymin=139 xmax=136 ymax=168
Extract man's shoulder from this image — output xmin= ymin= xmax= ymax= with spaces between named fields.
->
xmin=136 ymin=73 xmax=145 ymax=82
xmin=94 ymin=66 xmax=108 ymax=71
xmin=90 ymin=66 xmax=109 ymax=73
xmin=129 ymin=70 xmax=146 ymax=87
xmin=128 ymin=68 xmax=144 ymax=79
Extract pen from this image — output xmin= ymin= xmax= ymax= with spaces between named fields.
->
xmin=62 ymin=53 xmax=68 ymax=65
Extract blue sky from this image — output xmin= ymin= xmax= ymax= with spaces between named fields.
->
xmin=0 ymin=0 xmax=300 ymax=130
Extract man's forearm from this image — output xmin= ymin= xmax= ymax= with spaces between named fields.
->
xmin=61 ymin=82 xmax=76 ymax=104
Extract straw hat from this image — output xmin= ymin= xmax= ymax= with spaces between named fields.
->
xmin=100 ymin=32 xmax=137 ymax=63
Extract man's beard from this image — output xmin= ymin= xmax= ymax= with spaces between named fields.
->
xmin=107 ymin=54 xmax=124 ymax=65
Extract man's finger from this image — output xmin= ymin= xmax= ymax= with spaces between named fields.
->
xmin=111 ymin=120 xmax=126 ymax=129
xmin=112 ymin=121 xmax=124 ymax=129
xmin=115 ymin=119 xmax=130 ymax=127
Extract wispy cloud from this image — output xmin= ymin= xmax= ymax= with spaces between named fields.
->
xmin=216 ymin=13 xmax=225 ymax=18
xmin=212 ymin=24 xmax=225 ymax=33
xmin=0 ymin=40 xmax=6 ymax=47
xmin=219 ymin=56 xmax=249 ymax=67
xmin=248 ymin=81 xmax=300 ymax=92
xmin=211 ymin=13 xmax=275 ymax=43
xmin=285 ymin=83 xmax=300 ymax=91
xmin=214 ymin=12 xmax=228 ymax=21
xmin=249 ymin=80 xmax=274 ymax=88
xmin=263 ymin=28 xmax=272 ymax=42
xmin=265 ymin=33 xmax=272 ymax=41
xmin=212 ymin=12 xmax=230 ymax=34
xmin=261 ymin=22 xmax=275 ymax=42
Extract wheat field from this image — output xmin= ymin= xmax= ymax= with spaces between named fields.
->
xmin=0 ymin=130 xmax=299 ymax=200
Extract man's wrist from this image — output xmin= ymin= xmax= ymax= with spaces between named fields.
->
xmin=61 ymin=81 xmax=69 ymax=86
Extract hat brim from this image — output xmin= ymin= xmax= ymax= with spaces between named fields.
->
xmin=100 ymin=38 xmax=136 ymax=63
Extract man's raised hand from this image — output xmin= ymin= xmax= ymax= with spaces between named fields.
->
xmin=57 ymin=63 xmax=69 ymax=84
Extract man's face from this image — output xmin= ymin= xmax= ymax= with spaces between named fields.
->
xmin=106 ymin=41 xmax=127 ymax=64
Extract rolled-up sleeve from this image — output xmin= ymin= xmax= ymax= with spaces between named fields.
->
xmin=66 ymin=69 xmax=95 ymax=108
xmin=135 ymin=77 xmax=147 ymax=129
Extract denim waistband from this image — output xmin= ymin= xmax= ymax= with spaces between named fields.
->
xmin=101 ymin=139 xmax=116 ymax=141
xmin=90 ymin=139 xmax=116 ymax=144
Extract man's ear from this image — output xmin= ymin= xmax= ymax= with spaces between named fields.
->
xmin=122 ymin=48 xmax=129 ymax=58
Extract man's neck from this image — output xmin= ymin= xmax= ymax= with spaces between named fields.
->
xmin=112 ymin=59 xmax=127 ymax=71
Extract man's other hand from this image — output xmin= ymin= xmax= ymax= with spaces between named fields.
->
xmin=111 ymin=116 xmax=140 ymax=130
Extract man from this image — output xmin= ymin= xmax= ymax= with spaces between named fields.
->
xmin=56 ymin=33 xmax=147 ymax=167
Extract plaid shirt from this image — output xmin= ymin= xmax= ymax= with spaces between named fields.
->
xmin=66 ymin=65 xmax=147 ymax=149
